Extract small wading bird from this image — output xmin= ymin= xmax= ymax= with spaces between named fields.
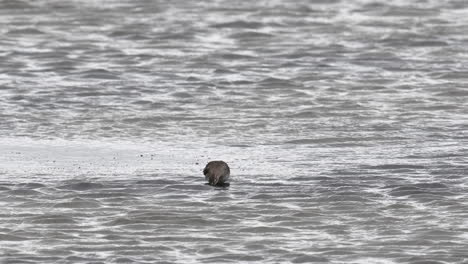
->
xmin=203 ymin=161 xmax=230 ymax=186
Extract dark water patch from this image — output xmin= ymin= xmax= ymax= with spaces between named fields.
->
xmin=30 ymin=215 xmax=76 ymax=225
xmin=390 ymin=188 xmax=427 ymax=197
xmin=170 ymin=91 xmax=193 ymax=98
xmin=352 ymin=51 xmax=403 ymax=62
xmin=382 ymin=6 xmax=440 ymax=17
xmin=263 ymin=215 xmax=297 ymax=223
xmin=105 ymin=217 xmax=137 ymax=226
xmin=237 ymin=226 xmax=295 ymax=233
xmin=407 ymin=258 xmax=449 ymax=264
xmin=111 ymin=257 xmax=139 ymax=263
xmin=41 ymin=60 xmax=77 ymax=71
xmin=211 ymin=20 xmax=264 ymax=29
xmin=277 ymin=220 xmax=319 ymax=228
xmin=364 ymin=164 xmax=426 ymax=170
xmin=408 ymin=40 xmax=448 ymax=47
xmin=204 ymin=196 xmax=232 ymax=203
xmin=164 ymin=184 xmax=211 ymax=191
xmin=121 ymin=117 xmax=164 ymax=125
xmin=434 ymin=71 xmax=468 ymax=80
xmin=2 ymin=256 xmax=62 ymax=263
xmin=7 ymin=28 xmax=45 ymax=35
xmin=414 ymin=229 xmax=458 ymax=240
xmin=8 ymin=189 xmax=42 ymax=196
xmin=253 ymin=203 xmax=296 ymax=211
xmin=258 ymin=77 xmax=295 ymax=88
xmin=109 ymin=31 xmax=151 ymax=41
xmin=172 ymin=217 xmax=213 ymax=227
xmin=229 ymin=31 xmax=274 ymax=40
xmin=413 ymin=104 xmax=459 ymax=111
xmin=215 ymin=52 xmax=257 ymax=60
xmin=197 ymin=246 xmax=230 ymax=255
xmin=386 ymin=183 xmax=454 ymax=198
xmin=0 ymin=85 xmax=14 ymax=90
xmin=249 ymin=193 xmax=274 ymax=200
xmin=135 ymin=179 xmax=176 ymax=185
xmin=414 ymin=183 xmax=448 ymax=189
xmin=288 ymin=175 xmax=320 ymax=182
xmin=73 ymin=91 xmax=119 ymax=97
xmin=200 ymin=253 xmax=265 ymax=262
xmin=356 ymin=19 xmax=409 ymax=29
xmin=157 ymin=194 xmax=192 ymax=200
xmin=131 ymin=99 xmax=153 ymax=106
xmin=382 ymin=203 xmax=416 ymax=211
xmin=154 ymin=31 xmax=196 ymax=41
xmin=220 ymin=80 xmax=255 ymax=86
xmin=213 ymin=68 xmax=237 ymax=74
xmin=15 ymin=182 xmax=46 ymax=189
xmin=327 ymin=193 xmax=372 ymax=203
xmin=0 ymin=233 xmax=30 ymax=241
xmin=77 ymin=69 xmax=120 ymax=80
xmin=287 ymin=111 xmax=320 ymax=118
xmin=435 ymin=88 xmax=468 ymax=97
xmin=410 ymin=192 xmax=456 ymax=201
xmin=289 ymin=254 xmax=329 ymax=263
xmin=319 ymin=249 xmax=357 ymax=256
xmin=62 ymin=255 xmax=105 ymax=262
xmin=58 ymin=182 xmax=104 ymax=191
xmin=285 ymin=137 xmax=384 ymax=146
xmin=0 ymin=186 xmax=11 ymax=191
xmin=53 ymin=198 xmax=101 ymax=209
xmin=227 ymin=144 xmax=252 ymax=148
xmin=113 ymin=223 xmax=156 ymax=231
xmin=82 ymin=191 xmax=132 ymax=199
xmin=398 ymin=193 xmax=439 ymax=202
xmin=0 ymin=0 xmax=35 ymax=9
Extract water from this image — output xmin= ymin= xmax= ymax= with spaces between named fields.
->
xmin=1 ymin=0 xmax=467 ymax=263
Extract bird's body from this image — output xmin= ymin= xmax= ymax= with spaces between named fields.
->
xmin=203 ymin=161 xmax=230 ymax=186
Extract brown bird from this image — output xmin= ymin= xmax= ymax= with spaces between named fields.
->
xmin=203 ymin=161 xmax=230 ymax=186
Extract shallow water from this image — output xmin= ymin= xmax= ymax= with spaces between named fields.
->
xmin=1 ymin=0 xmax=468 ymax=263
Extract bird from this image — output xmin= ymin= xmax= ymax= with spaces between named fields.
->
xmin=203 ymin=161 xmax=230 ymax=186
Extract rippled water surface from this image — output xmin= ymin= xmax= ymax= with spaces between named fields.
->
xmin=1 ymin=0 xmax=468 ymax=263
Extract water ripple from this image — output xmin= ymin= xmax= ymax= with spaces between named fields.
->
xmin=1 ymin=0 xmax=468 ymax=263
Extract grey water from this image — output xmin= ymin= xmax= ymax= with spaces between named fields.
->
xmin=1 ymin=0 xmax=467 ymax=263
